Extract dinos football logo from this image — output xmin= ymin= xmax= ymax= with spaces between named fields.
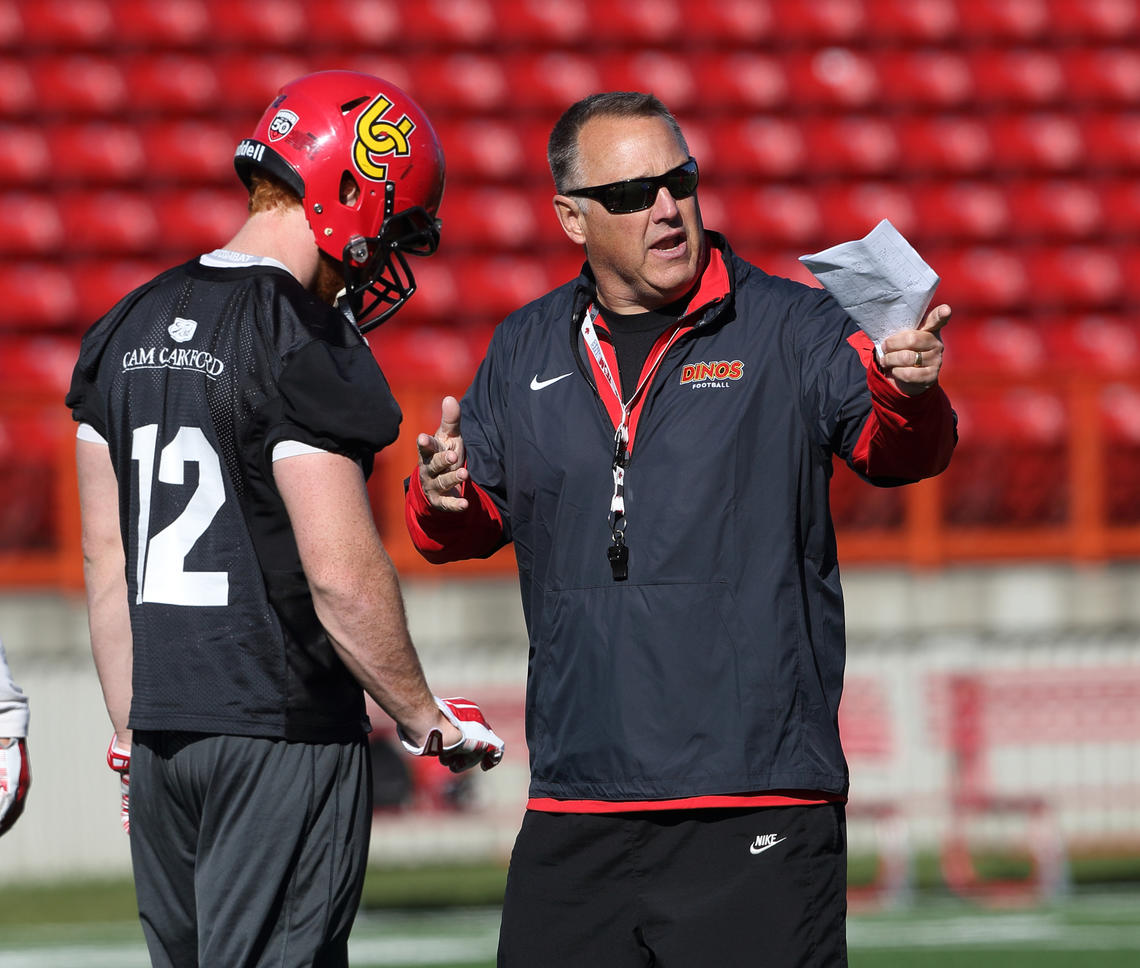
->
xmin=680 ymin=360 xmax=745 ymax=386
xmin=353 ymin=93 xmax=415 ymax=181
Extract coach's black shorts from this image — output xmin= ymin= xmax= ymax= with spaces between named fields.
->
xmin=130 ymin=731 xmax=371 ymax=968
xmin=498 ymin=803 xmax=847 ymax=967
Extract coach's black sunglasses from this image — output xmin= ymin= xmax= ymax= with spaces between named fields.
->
xmin=564 ymin=157 xmax=699 ymax=214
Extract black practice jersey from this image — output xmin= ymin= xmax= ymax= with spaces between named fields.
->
xmin=67 ymin=255 xmax=402 ymax=741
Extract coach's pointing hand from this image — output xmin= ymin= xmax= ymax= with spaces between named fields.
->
xmin=881 ymin=303 xmax=951 ymax=397
xmin=417 ymin=396 xmax=470 ymax=512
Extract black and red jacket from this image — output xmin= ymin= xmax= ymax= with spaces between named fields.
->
xmin=408 ymin=233 xmax=956 ymax=808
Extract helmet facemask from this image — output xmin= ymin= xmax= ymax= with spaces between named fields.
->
xmin=340 ymin=180 xmax=442 ymax=333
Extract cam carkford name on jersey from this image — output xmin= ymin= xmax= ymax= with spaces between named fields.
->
xmin=122 ymin=317 xmax=226 ymax=379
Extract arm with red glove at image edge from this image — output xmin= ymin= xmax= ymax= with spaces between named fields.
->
xmin=0 ymin=639 xmax=31 ymax=837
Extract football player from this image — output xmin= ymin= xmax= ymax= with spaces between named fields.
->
xmin=67 ymin=70 xmax=503 ymax=967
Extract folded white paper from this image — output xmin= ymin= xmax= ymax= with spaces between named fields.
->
xmin=799 ymin=219 xmax=939 ymax=354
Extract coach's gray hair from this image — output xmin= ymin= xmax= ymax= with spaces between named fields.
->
xmin=547 ymin=91 xmax=689 ymax=196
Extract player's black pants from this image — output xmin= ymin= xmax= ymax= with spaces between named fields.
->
xmin=498 ymin=803 xmax=848 ymax=967
xmin=129 ymin=731 xmax=371 ymax=968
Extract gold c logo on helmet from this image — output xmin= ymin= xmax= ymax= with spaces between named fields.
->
xmin=353 ymin=94 xmax=415 ymax=181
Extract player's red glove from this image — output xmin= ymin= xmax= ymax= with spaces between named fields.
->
xmin=107 ymin=734 xmax=130 ymax=834
xmin=399 ymin=697 xmax=505 ymax=774
xmin=0 ymin=737 xmax=30 ymax=836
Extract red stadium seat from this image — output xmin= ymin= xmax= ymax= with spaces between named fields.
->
xmin=0 ymin=335 xmax=80 ymax=395
xmin=1081 ymin=112 xmax=1140 ymax=169
xmin=431 ymin=118 xmax=538 ymax=181
xmin=1099 ymin=180 xmax=1140 ymax=237
xmin=135 ymin=119 xmax=246 ymax=186
xmin=0 ymin=3 xmax=17 ymax=48
xmin=943 ymin=387 xmax=1069 ymax=527
xmin=687 ymin=53 xmax=789 ymax=112
xmin=1100 ymin=382 xmax=1140 ymax=524
xmin=783 ymin=49 xmax=881 ymax=109
xmin=1024 ymin=246 xmax=1124 ymax=309
xmin=204 ymin=0 xmax=308 ymax=46
xmin=109 ymin=0 xmax=212 ymax=48
xmin=155 ymin=188 xmax=248 ymax=257
xmin=707 ymin=117 xmax=809 ymax=178
xmin=0 ymin=193 xmax=64 ymax=257
xmin=450 ymin=254 xmax=578 ymax=319
xmin=501 ymin=52 xmax=604 ymax=113
xmin=863 ymin=0 xmax=959 ymax=43
xmin=437 ymin=186 xmax=557 ymax=250
xmin=0 ymin=407 xmax=70 ymax=551
xmin=894 ymin=116 xmax=995 ymax=175
xmin=952 ymin=0 xmax=1051 ymax=42
xmin=122 ymin=54 xmax=221 ymax=114
xmin=729 ymin=184 xmax=825 ymax=248
xmin=397 ymin=0 xmax=498 ymax=47
xmin=875 ymin=51 xmax=974 ymax=110
xmin=0 ymin=263 xmax=78 ymax=330
xmin=0 ymin=125 xmax=52 ymax=187
xmin=28 ymin=55 xmax=128 ymax=117
xmin=674 ymin=0 xmax=776 ymax=43
xmin=935 ymin=246 xmax=1030 ymax=311
xmin=14 ymin=0 xmax=115 ymax=49
xmin=1046 ymin=0 xmax=1140 ymax=41
xmin=70 ymin=258 xmax=170 ymax=325
xmin=1102 ymin=384 xmax=1140 ymax=443
xmin=813 ymin=182 xmax=919 ymax=244
xmin=486 ymin=0 xmax=592 ymax=45
xmin=299 ymin=0 xmax=405 ymax=48
xmin=0 ymin=59 xmax=35 ymax=116
xmin=583 ymin=0 xmax=687 ymax=45
xmin=380 ymin=259 xmax=460 ymax=324
xmin=371 ymin=324 xmax=492 ymax=385
xmin=747 ymin=249 xmax=819 ymax=288
xmin=600 ymin=51 xmax=699 ymax=114
xmin=801 ymin=117 xmax=901 ymax=176
xmin=1062 ymin=48 xmax=1140 ymax=105
xmin=769 ymin=0 xmax=869 ymax=43
xmin=1042 ymin=313 xmax=1138 ymax=375
xmin=949 ymin=316 xmax=1050 ymax=377
xmin=987 ymin=113 xmax=1085 ymax=172
xmin=911 ymin=180 xmax=1011 ymax=242
xmin=414 ymin=52 xmax=511 ymax=113
xmin=47 ymin=122 xmax=147 ymax=184
xmin=211 ymin=53 xmax=310 ymax=115
xmin=969 ymin=50 xmax=1066 ymax=108
xmin=59 ymin=190 xmax=161 ymax=256
xmin=1004 ymin=180 xmax=1103 ymax=240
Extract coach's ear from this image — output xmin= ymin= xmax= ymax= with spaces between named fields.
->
xmin=553 ymin=195 xmax=587 ymax=247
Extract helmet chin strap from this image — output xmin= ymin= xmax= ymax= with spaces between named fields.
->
xmin=334 ymin=289 xmax=360 ymax=330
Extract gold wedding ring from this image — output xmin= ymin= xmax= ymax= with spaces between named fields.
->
xmin=914 ymin=351 xmax=923 ymax=367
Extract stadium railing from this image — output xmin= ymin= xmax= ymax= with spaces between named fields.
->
xmin=4 ymin=368 xmax=1140 ymax=588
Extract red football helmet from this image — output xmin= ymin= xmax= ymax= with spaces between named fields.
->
xmin=234 ymin=70 xmax=445 ymax=331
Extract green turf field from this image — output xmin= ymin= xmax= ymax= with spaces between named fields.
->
xmin=1 ymin=876 xmax=1137 ymax=967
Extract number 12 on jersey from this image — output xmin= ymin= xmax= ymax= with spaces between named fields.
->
xmin=131 ymin=424 xmax=230 ymax=607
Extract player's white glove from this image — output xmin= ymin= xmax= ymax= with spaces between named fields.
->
xmin=0 ymin=737 xmax=30 ymax=836
xmin=398 ymin=697 xmax=505 ymax=774
xmin=107 ymin=734 xmax=130 ymax=834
